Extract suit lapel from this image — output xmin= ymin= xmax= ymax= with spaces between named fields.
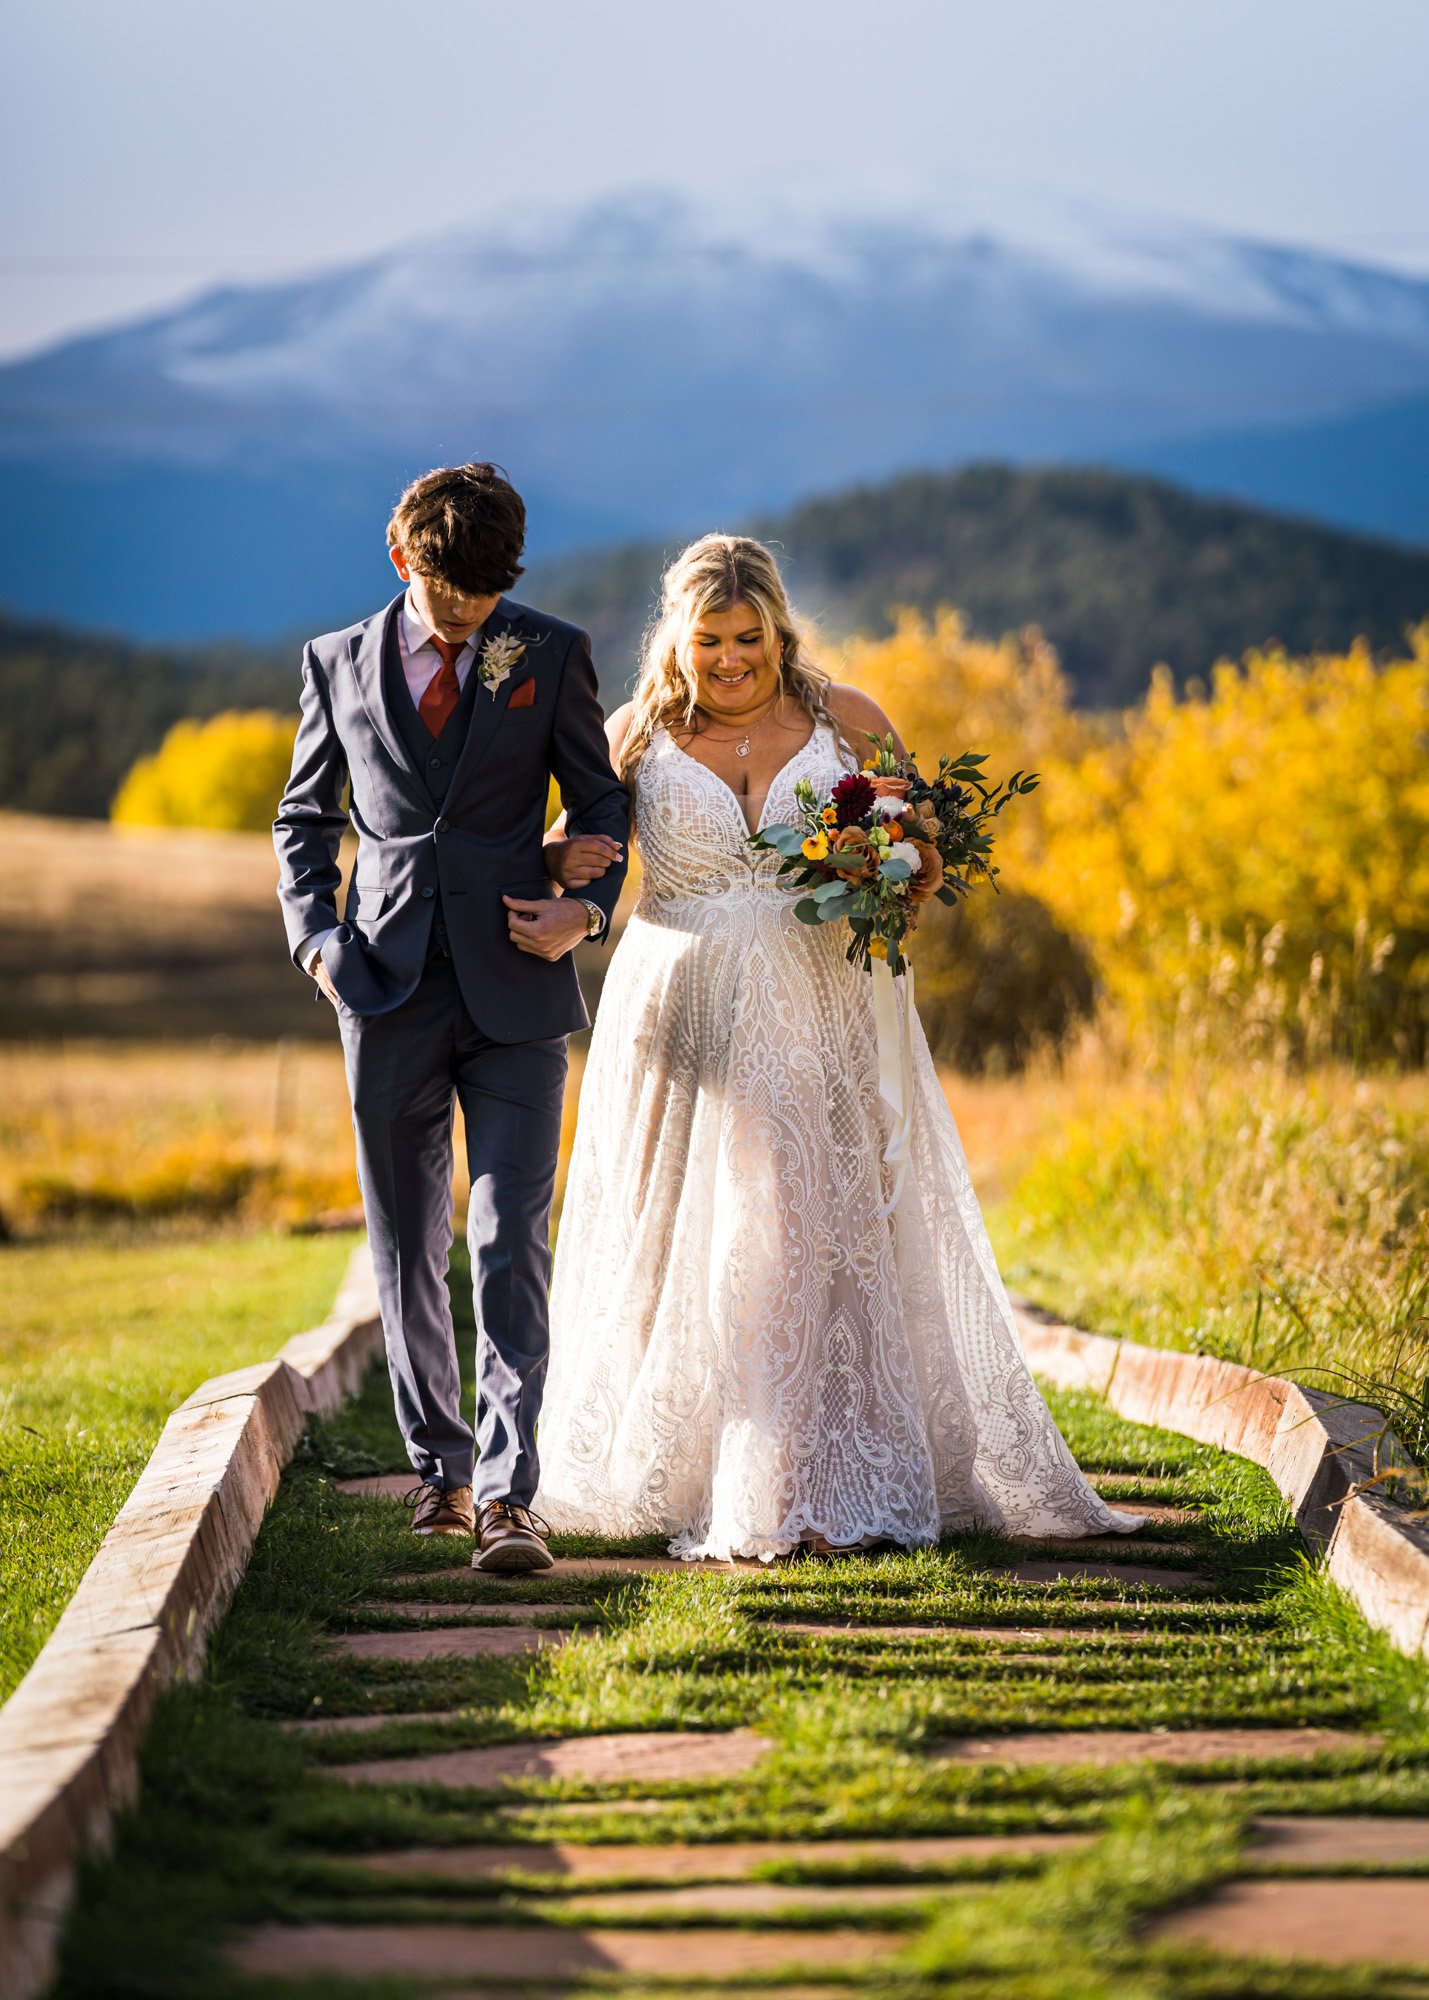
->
xmin=445 ymin=599 xmax=526 ymax=802
xmin=349 ymin=594 xmax=430 ymax=810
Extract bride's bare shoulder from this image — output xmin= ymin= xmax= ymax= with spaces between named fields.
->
xmin=824 ymin=682 xmax=906 ymax=758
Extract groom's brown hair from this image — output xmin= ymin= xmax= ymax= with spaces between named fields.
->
xmin=387 ymin=462 xmax=526 ymax=595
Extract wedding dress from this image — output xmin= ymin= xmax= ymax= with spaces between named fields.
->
xmin=535 ymin=722 xmax=1140 ymax=1559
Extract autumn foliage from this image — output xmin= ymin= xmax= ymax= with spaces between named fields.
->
xmin=111 ymin=710 xmax=298 ymax=833
xmin=840 ymin=613 xmax=1429 ymax=1065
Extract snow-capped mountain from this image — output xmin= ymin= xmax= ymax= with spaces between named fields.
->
xmin=2 ymin=181 xmax=1426 ymax=638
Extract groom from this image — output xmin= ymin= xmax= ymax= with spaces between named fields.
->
xmin=274 ymin=463 xmax=628 ymax=1571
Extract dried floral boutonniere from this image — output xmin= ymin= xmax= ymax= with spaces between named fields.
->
xmin=477 ymin=632 xmax=526 ymax=698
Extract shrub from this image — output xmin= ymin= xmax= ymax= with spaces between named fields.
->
xmin=111 ymin=709 xmax=298 ymax=831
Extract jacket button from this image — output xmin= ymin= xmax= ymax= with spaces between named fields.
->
xmin=428 ymin=755 xmax=442 ymax=769
xmin=420 ymin=885 xmax=435 ymax=899
xmin=434 ymin=816 xmax=448 ymax=832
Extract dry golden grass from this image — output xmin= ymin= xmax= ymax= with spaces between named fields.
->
xmin=0 ymin=811 xmax=349 ymax=1040
xmin=0 ymin=1041 xmax=359 ymax=1233
xmin=0 ymin=1038 xmax=596 ymax=1239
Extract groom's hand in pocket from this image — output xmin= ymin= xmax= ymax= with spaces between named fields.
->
xmin=504 ymin=895 xmax=591 ymax=961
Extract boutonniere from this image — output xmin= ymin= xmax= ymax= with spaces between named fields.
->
xmin=477 ymin=632 xmax=526 ymax=698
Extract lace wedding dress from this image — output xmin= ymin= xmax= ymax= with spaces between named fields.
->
xmin=536 ymin=722 xmax=1140 ymax=1559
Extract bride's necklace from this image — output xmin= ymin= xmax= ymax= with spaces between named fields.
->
xmin=694 ymin=694 xmax=781 ymax=759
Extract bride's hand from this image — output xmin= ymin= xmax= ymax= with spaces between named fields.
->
xmin=544 ymin=834 xmax=623 ymax=890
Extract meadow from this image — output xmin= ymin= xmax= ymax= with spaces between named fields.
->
xmin=3 ymin=609 xmax=1426 ymax=1698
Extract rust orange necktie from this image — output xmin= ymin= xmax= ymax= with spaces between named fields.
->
xmin=417 ymin=635 xmax=464 ymax=736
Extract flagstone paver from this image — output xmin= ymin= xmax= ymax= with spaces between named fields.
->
xmin=329 ymin=1728 xmax=774 ymax=1789
xmin=279 ymin=1709 xmax=464 ymax=1736
xmin=1249 ymin=1816 xmax=1429 ymax=1866
xmin=555 ymin=1879 xmax=952 ymax=1915
xmin=229 ymin=1924 xmax=902 ymax=1981
xmin=999 ymin=1560 xmax=1215 ymax=1589
xmin=360 ymin=1600 xmax=592 ymax=1623
xmin=359 ymin=1832 xmax=1095 ymax=1884
xmin=1149 ymin=1879 xmax=1429 ymax=1964
xmin=932 ymin=1726 xmax=1381 ymax=1768
xmin=325 ymin=1624 xmax=571 ymax=1661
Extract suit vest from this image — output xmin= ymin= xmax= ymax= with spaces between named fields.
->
xmin=383 ymin=621 xmax=484 ymax=960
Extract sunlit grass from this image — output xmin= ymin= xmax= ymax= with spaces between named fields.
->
xmin=47 ymin=1297 xmax=1429 ymax=1997
xmin=0 ymin=1231 xmax=356 ymax=1699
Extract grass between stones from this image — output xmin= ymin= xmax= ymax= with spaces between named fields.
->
xmin=48 ymin=1246 xmax=1429 ymax=1999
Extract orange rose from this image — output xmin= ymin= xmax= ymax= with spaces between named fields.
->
xmin=832 ymin=826 xmax=878 ymax=878
xmin=908 ymin=838 xmax=944 ymax=907
xmin=867 ymin=776 xmax=911 ymax=800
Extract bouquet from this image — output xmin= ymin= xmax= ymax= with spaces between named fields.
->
xmin=750 ymin=733 xmax=1038 ymax=975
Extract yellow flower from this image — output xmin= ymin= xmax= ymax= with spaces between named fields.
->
xmin=801 ymin=832 xmax=830 ymax=861
xmin=821 ymin=806 xmax=838 ymax=827
xmin=868 ymin=935 xmax=889 ymax=960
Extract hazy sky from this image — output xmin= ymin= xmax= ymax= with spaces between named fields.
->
xmin=2 ymin=0 xmax=1426 ymax=361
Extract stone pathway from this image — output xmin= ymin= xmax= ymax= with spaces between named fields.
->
xmin=76 ymin=1376 xmax=1428 ymax=1991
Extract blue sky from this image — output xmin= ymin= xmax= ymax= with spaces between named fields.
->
xmin=2 ymin=0 xmax=1426 ymax=361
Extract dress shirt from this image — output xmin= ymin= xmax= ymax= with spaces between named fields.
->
xmin=302 ymin=595 xmax=481 ymax=974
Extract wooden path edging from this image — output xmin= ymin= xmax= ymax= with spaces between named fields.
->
xmin=0 ymin=1243 xmax=382 ymax=2000
xmin=1012 ymin=1298 xmax=1429 ymax=1661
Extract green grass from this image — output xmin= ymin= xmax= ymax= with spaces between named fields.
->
xmin=45 ymin=1244 xmax=1429 ymax=1999
xmin=0 ymin=1229 xmax=357 ymax=1699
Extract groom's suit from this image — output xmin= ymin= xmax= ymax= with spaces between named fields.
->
xmin=274 ymin=591 xmax=629 ymax=1499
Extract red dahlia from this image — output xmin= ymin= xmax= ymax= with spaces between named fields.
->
xmin=830 ymin=772 xmax=876 ymax=827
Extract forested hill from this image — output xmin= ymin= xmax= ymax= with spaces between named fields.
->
xmin=6 ymin=463 xmax=1429 ymax=820
xmin=0 ymin=618 xmax=292 ymax=818
xmin=527 ymin=464 xmax=1429 ymax=709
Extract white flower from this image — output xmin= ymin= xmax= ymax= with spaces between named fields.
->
xmin=887 ymin=840 xmax=922 ymax=872
xmin=477 ymin=632 xmax=526 ymax=697
xmin=871 ymin=798 xmax=902 ymax=822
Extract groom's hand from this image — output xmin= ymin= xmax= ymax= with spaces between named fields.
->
xmin=504 ymin=895 xmax=590 ymax=961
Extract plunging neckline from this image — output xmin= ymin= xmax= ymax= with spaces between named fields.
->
xmin=665 ymin=723 xmax=821 ymax=837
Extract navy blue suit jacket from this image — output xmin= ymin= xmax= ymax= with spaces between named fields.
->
xmin=273 ymin=592 xmax=630 ymax=1041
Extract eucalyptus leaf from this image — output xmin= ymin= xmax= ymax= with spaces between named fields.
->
xmin=880 ymin=857 xmax=913 ymax=881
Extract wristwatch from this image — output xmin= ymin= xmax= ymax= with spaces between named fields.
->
xmin=577 ymin=899 xmax=606 ymax=939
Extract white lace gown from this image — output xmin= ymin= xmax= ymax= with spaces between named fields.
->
xmin=536 ymin=723 xmax=1139 ymax=1559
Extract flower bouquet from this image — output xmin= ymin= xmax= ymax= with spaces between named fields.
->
xmin=750 ymin=734 xmax=1038 ymax=975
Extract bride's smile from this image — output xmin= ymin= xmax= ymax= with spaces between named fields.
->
xmin=687 ymin=604 xmax=781 ymax=717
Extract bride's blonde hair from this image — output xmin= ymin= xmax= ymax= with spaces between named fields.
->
xmin=619 ymin=534 xmax=838 ymax=784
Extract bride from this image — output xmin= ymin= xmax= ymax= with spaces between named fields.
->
xmin=535 ymin=534 xmax=1139 ymax=1560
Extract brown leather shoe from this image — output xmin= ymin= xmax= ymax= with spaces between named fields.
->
xmin=471 ymin=1499 xmax=555 ymax=1573
xmin=405 ymin=1482 xmax=476 ymax=1536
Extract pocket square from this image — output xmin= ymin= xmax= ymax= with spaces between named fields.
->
xmin=507 ymin=676 xmax=536 ymax=709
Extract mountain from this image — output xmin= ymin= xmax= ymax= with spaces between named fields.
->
xmin=526 ymin=464 xmax=1429 ymax=709
xmin=2 ymin=184 xmax=1428 ymax=640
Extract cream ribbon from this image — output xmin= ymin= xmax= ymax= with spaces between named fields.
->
xmin=871 ymin=955 xmax=916 ymax=1219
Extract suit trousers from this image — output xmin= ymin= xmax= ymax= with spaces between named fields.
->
xmin=338 ymin=955 xmax=567 ymax=1502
